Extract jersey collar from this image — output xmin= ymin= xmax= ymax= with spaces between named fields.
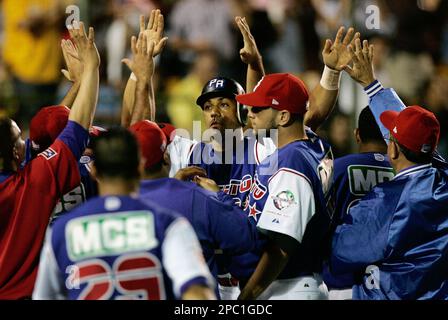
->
xmin=393 ymin=163 xmax=432 ymax=180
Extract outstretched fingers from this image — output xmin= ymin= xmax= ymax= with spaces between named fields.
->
xmin=334 ymin=26 xmax=345 ymax=45
xmin=342 ymin=27 xmax=355 ymax=46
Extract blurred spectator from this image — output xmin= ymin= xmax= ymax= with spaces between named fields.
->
xmin=326 ymin=112 xmax=352 ymax=158
xmin=311 ymin=0 xmax=350 ymax=41
xmin=105 ymin=0 xmax=157 ymax=87
xmin=1 ymin=0 xmax=70 ymax=128
xmin=165 ymin=50 xmax=218 ymax=135
xmin=423 ymin=67 xmax=448 ymax=158
xmin=264 ymin=0 xmax=305 ymax=73
xmin=167 ymin=0 xmax=244 ymax=74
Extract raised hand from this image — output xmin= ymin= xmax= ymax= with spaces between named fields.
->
xmin=67 ymin=22 xmax=100 ymax=70
xmin=140 ymin=10 xmax=168 ymax=57
xmin=342 ymin=38 xmax=376 ymax=87
xmin=122 ymin=32 xmax=155 ymax=82
xmin=61 ymin=39 xmax=83 ymax=82
xmin=235 ymin=16 xmax=261 ymax=66
xmin=322 ymin=26 xmax=360 ymax=71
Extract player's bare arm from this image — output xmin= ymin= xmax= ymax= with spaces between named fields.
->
xmin=182 ymin=284 xmax=216 ymax=300
xmin=235 ymin=16 xmax=265 ymax=93
xmin=59 ymin=39 xmax=83 ymax=107
xmin=305 ymin=26 xmax=360 ymax=131
xmin=121 ymin=10 xmax=168 ymax=126
xmin=67 ymin=22 xmax=100 ymax=130
xmin=238 ymin=238 xmax=291 ymax=300
xmin=342 ymin=38 xmax=376 ymax=87
xmin=122 ymin=32 xmax=155 ymax=126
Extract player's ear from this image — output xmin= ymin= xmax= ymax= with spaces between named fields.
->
xmin=354 ymin=128 xmax=361 ymax=144
xmin=163 ymin=150 xmax=170 ymax=168
xmin=139 ymin=156 xmax=147 ymax=176
xmin=278 ymin=110 xmax=290 ymax=126
xmin=12 ymin=146 xmax=19 ymax=161
xmin=389 ymin=140 xmax=400 ymax=160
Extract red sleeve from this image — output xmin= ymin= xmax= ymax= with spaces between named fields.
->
xmin=25 ymin=139 xmax=81 ymax=197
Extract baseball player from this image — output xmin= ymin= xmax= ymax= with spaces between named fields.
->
xmin=175 ymin=22 xmax=359 ymax=205
xmin=197 ymin=73 xmax=334 ymax=300
xmin=123 ymin=12 xmax=357 ymax=299
xmin=33 ymin=127 xmax=215 ymax=300
xmin=27 ymin=106 xmax=100 ymax=219
xmin=323 ymin=106 xmax=394 ymax=300
xmin=0 ymin=22 xmax=99 ymax=299
xmin=331 ymin=106 xmax=448 ymax=300
xmin=330 ymin=37 xmax=448 ymax=300
xmin=129 ymin=120 xmax=260 ymax=298
xmin=187 ymin=22 xmax=360 ymax=300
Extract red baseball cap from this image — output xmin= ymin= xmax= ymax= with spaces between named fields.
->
xmin=129 ymin=120 xmax=167 ymax=168
xmin=30 ymin=105 xmax=70 ymax=151
xmin=380 ymin=105 xmax=440 ymax=154
xmin=236 ymin=73 xmax=309 ymax=115
xmin=157 ymin=123 xmax=176 ymax=144
xmin=89 ymin=125 xmax=107 ymax=138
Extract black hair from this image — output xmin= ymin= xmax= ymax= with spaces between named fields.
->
xmin=91 ymin=127 xmax=140 ymax=180
xmin=0 ymin=116 xmax=14 ymax=172
xmin=358 ymin=106 xmax=386 ymax=146
xmin=396 ymin=140 xmax=432 ymax=164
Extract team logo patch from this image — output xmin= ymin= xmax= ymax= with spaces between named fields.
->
xmin=272 ymin=190 xmax=297 ymax=210
xmin=80 ymin=155 xmax=91 ymax=164
xmin=39 ymin=148 xmax=57 ymax=160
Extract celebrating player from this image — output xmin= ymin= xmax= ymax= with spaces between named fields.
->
xmin=323 ymin=106 xmax=394 ymax=300
xmin=129 ymin=120 xmax=260 ymax=297
xmin=0 ymin=22 xmax=99 ymax=299
xmin=33 ymin=127 xmax=215 ymax=300
xmin=198 ymin=73 xmax=334 ymax=300
xmin=330 ymin=38 xmax=448 ymax=300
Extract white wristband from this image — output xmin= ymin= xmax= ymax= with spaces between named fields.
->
xmin=320 ymin=66 xmax=341 ymax=90
xmin=130 ymin=72 xmax=137 ymax=81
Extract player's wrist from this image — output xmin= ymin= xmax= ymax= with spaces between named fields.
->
xmin=363 ymin=79 xmax=383 ymax=98
xmin=320 ymin=65 xmax=341 ymax=90
xmin=248 ymin=55 xmax=263 ymax=69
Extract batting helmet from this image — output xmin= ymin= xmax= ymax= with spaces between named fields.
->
xmin=196 ymin=77 xmax=248 ymax=126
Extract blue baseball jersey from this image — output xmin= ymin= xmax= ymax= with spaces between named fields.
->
xmin=229 ymin=129 xmax=334 ymax=280
xmin=33 ymin=196 xmax=214 ymax=300
xmin=331 ymin=163 xmax=448 ymax=299
xmin=331 ymin=153 xmax=394 ymax=225
xmin=323 ymin=152 xmax=394 ymax=289
xmin=139 ymin=178 xmax=259 ymax=280
xmin=189 ymin=136 xmax=273 ymax=208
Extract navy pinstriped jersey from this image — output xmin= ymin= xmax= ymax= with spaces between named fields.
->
xmin=33 ymin=196 xmax=214 ymax=300
xmin=139 ymin=178 xmax=259 ymax=280
xmin=229 ymin=129 xmax=334 ymax=280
